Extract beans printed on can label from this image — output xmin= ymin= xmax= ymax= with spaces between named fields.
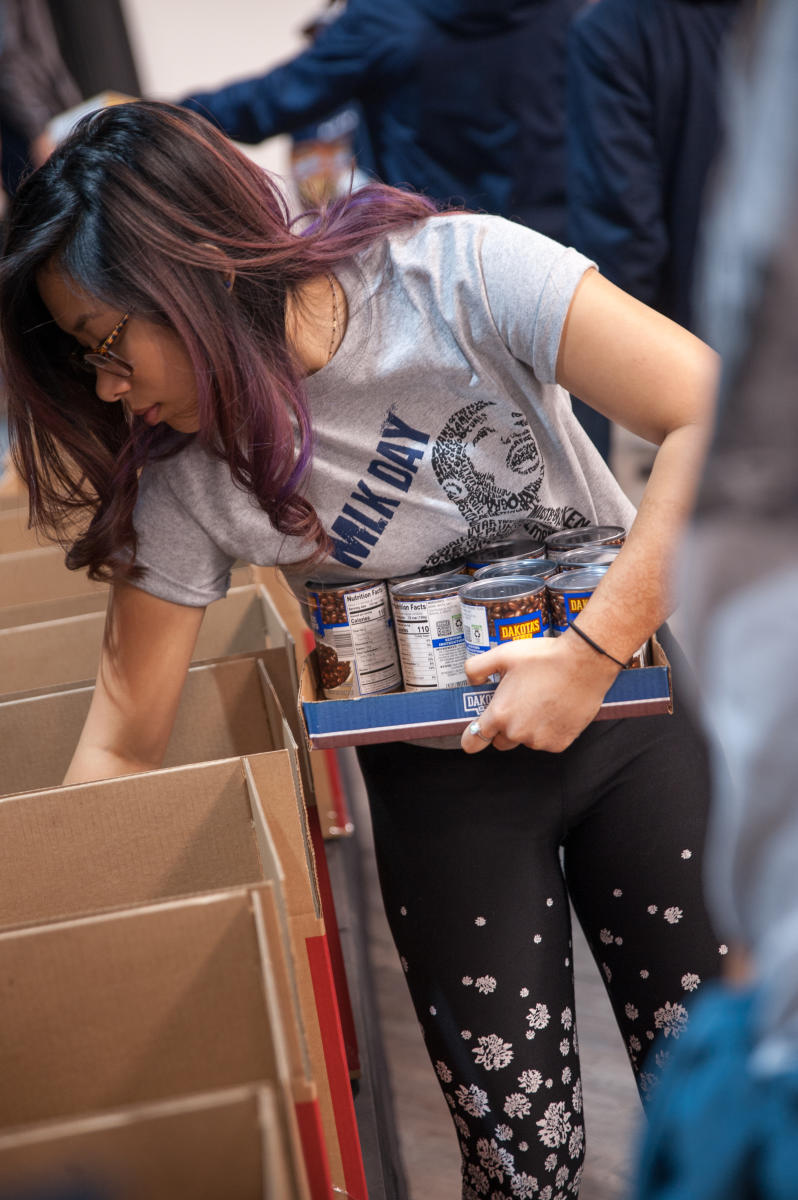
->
xmin=459 ymin=575 xmax=551 ymax=659
xmin=306 ymin=579 xmax=402 ymax=698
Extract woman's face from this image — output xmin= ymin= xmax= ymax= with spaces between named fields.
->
xmin=37 ymin=265 xmax=200 ymax=433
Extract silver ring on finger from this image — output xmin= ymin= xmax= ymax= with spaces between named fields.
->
xmin=468 ymin=720 xmax=494 ymax=745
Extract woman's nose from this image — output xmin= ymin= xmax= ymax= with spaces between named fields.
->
xmin=94 ymin=369 xmax=131 ymax=405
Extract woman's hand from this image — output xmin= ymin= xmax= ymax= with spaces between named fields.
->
xmin=460 ymin=630 xmax=620 ymax=754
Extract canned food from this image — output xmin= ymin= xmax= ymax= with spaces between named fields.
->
xmin=386 ymin=561 xmax=467 ymax=621
xmin=546 ymin=567 xmax=648 ymax=666
xmin=473 ymin=557 xmax=560 ymax=582
xmin=389 ymin=574 xmax=468 ymax=690
xmin=306 ymin=579 xmax=402 ymax=698
xmin=546 ymin=567 xmax=609 ymax=634
xmin=459 ymin=575 xmax=551 ymax=663
xmin=465 ymin=537 xmax=545 ymax=575
xmin=544 ymin=525 xmax=626 ymax=555
xmin=551 ymin=545 xmax=622 ymax=570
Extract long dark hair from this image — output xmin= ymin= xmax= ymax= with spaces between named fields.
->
xmin=0 ymin=100 xmax=436 ymax=579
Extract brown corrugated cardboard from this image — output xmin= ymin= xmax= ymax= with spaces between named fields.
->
xmin=0 ymin=546 xmax=252 ymax=611
xmin=0 ymin=754 xmax=361 ymax=1199
xmin=0 ymin=651 xmax=290 ymax=796
xmin=0 ymin=545 xmax=107 ymax=607
xmin=0 ymin=590 xmax=110 ymax=630
xmin=252 ymin=566 xmax=353 ymax=839
xmin=0 ymin=1085 xmax=283 ymax=1200
xmin=0 ymin=506 xmax=49 ymax=554
xmin=0 ymin=583 xmax=293 ymax=697
xmin=0 ymin=888 xmax=310 ymax=1199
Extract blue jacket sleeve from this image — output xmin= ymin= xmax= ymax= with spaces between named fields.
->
xmin=180 ymin=8 xmax=400 ymax=145
xmin=565 ymin=5 xmax=667 ymax=306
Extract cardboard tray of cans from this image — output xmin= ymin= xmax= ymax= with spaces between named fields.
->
xmin=299 ymin=634 xmax=672 ymax=750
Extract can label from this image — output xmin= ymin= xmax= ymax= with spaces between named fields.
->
xmin=495 ymin=611 xmax=547 ymax=641
xmin=463 ymin=602 xmax=491 ymax=656
xmin=308 ymin=581 xmax=401 ymax=698
xmin=393 ymin=594 xmax=468 ymax=689
xmin=551 ymin=588 xmax=594 ymax=634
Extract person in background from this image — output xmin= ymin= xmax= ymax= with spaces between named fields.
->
xmin=0 ymin=0 xmax=81 ymax=197
xmin=180 ymin=0 xmax=583 ymax=243
xmin=1 ymin=100 xmax=723 ymax=1198
xmin=566 ymin=0 xmax=741 ymax=464
xmin=634 ymin=1 xmax=798 ymax=1194
xmin=284 ymin=2 xmax=372 ymax=209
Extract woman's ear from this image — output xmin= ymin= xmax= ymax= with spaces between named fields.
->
xmin=197 ymin=241 xmax=235 ymax=292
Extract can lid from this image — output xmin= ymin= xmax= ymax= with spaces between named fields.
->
xmin=547 ymin=566 xmax=610 ymax=592
xmin=469 ymin=537 xmax=545 ymax=564
xmin=459 ymin=574 xmax=549 ymax=602
xmin=305 ymin=577 xmax=379 ymax=593
xmin=544 ymin=525 xmax=625 ymax=553
xmin=474 ymin=558 xmax=558 ymax=581
xmin=552 ymin=546 xmax=621 ymax=567
xmin=390 ymin=573 xmax=466 ymax=599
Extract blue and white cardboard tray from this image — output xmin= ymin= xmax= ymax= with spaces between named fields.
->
xmin=299 ymin=635 xmax=672 ymax=750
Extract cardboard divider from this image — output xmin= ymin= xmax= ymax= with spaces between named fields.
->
xmin=0 ymin=887 xmax=309 ymax=1200
xmin=0 ymin=506 xmax=50 ymax=554
xmin=0 ymin=753 xmax=363 ymax=1199
xmin=0 ymin=1085 xmax=284 ymax=1200
xmin=0 ymin=546 xmax=253 ymax=611
xmin=0 ymin=651 xmax=291 ymax=797
xmin=0 ymin=640 xmax=362 ymax=1094
xmin=0 ymin=545 xmax=107 ymax=608
xmin=0 ymin=583 xmax=293 ymax=698
xmin=0 ymin=589 xmax=110 ymax=630
xmin=251 ymin=566 xmax=354 ymax=839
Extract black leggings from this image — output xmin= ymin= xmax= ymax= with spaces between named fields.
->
xmin=356 ymin=633 xmax=722 ymax=1199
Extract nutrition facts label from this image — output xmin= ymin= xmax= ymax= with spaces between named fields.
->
xmin=394 ymin=594 xmax=468 ymax=689
xmin=343 ymin=583 xmax=402 ymax=695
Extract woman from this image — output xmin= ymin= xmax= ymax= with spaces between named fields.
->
xmin=1 ymin=101 xmax=722 ymax=1198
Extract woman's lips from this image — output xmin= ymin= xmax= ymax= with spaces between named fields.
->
xmin=133 ymin=404 xmax=160 ymax=426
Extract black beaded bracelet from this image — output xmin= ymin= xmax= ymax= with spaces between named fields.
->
xmin=569 ymin=621 xmax=628 ymax=669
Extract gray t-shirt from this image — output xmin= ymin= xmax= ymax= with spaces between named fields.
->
xmin=133 ymin=213 xmax=636 ymax=604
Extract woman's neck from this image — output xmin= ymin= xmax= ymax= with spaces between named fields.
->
xmin=286 ymin=273 xmax=346 ymax=374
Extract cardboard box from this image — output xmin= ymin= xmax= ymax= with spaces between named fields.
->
xmin=0 ymin=545 xmax=107 ymax=608
xmin=0 ymin=1085 xmax=290 ymax=1200
xmin=0 ymin=651 xmax=293 ymax=796
xmin=0 ymin=887 xmax=310 ymax=1199
xmin=0 ymin=545 xmax=253 ymax=610
xmin=0 ymin=506 xmax=50 ymax=554
xmin=300 ymin=636 xmax=673 ymax=749
xmin=0 ymin=589 xmax=109 ymax=630
xmin=0 ymin=636 xmax=361 ymax=1102
xmin=0 ymin=583 xmax=295 ymax=698
xmin=0 ymin=749 xmax=364 ymax=1199
xmin=252 ymin=566 xmax=353 ymax=838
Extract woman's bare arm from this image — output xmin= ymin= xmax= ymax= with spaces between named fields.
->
xmin=462 ymin=268 xmax=719 ymax=754
xmin=63 ymin=583 xmax=206 ymax=784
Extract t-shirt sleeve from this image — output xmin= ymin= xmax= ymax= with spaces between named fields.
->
xmin=131 ymin=461 xmax=235 ymax=607
xmin=476 ymin=217 xmax=596 ymax=384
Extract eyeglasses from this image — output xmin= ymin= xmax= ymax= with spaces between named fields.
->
xmin=71 ymin=313 xmax=133 ymax=378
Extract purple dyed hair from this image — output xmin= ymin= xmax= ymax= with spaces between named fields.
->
xmin=0 ymin=100 xmax=438 ymax=580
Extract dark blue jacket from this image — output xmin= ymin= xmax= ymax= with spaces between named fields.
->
xmin=566 ymin=0 xmax=740 ymax=332
xmin=181 ymin=0 xmax=582 ymax=242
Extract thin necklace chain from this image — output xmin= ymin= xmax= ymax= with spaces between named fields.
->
xmin=326 ymin=272 xmax=340 ymax=363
